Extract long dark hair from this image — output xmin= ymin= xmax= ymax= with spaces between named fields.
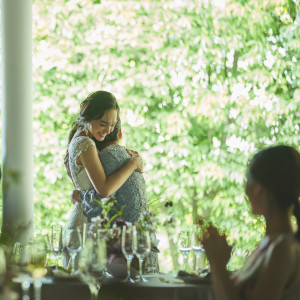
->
xmin=248 ymin=145 xmax=300 ymax=239
xmin=68 ymin=90 xmax=120 ymax=150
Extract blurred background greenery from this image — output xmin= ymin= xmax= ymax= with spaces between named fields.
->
xmin=0 ymin=0 xmax=299 ymax=272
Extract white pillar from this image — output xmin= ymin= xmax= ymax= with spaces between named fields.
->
xmin=1 ymin=0 xmax=33 ymax=243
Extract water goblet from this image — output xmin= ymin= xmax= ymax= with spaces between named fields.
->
xmin=178 ymin=229 xmax=192 ymax=272
xmin=192 ymin=225 xmax=205 ymax=275
xmin=27 ymin=238 xmax=48 ymax=300
xmin=133 ymin=227 xmax=151 ymax=282
xmin=12 ymin=242 xmax=31 ymax=300
xmin=0 ymin=246 xmax=6 ymax=287
xmin=121 ymin=225 xmax=136 ymax=283
xmin=78 ymin=238 xmax=107 ymax=300
xmin=50 ymin=224 xmax=63 ymax=268
xmin=64 ymin=228 xmax=82 ymax=274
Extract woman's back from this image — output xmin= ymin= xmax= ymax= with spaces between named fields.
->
xmin=99 ymin=144 xmax=148 ymax=223
xmin=68 ymin=136 xmax=95 ymax=190
xmin=234 ymin=233 xmax=300 ymax=300
xmin=66 ymin=136 xmax=94 ymax=230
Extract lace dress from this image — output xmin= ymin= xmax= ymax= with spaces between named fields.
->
xmin=62 ymin=136 xmax=95 ymax=267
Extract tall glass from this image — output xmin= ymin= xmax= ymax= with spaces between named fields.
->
xmin=192 ymin=225 xmax=205 ymax=275
xmin=0 ymin=246 xmax=6 ymax=287
xmin=27 ymin=238 xmax=48 ymax=300
xmin=50 ymin=224 xmax=63 ymax=268
xmin=178 ymin=229 xmax=192 ymax=272
xmin=133 ymin=228 xmax=151 ymax=282
xmin=64 ymin=228 xmax=82 ymax=274
xmin=78 ymin=238 xmax=107 ymax=300
xmin=12 ymin=242 xmax=31 ymax=300
xmin=121 ymin=225 xmax=135 ymax=283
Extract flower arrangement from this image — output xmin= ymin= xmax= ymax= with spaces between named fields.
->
xmin=87 ymin=196 xmax=124 ymax=235
xmin=86 ymin=197 xmax=161 ymax=277
xmin=134 ymin=210 xmax=160 ymax=252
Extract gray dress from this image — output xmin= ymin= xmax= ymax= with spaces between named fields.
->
xmin=82 ymin=144 xmax=148 ymax=223
xmin=80 ymin=143 xmax=159 ymax=272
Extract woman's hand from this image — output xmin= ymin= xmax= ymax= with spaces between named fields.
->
xmin=131 ymin=155 xmax=143 ymax=173
xmin=202 ymin=225 xmax=232 ymax=271
xmin=126 ymin=148 xmax=139 ymax=157
xmin=126 ymin=148 xmax=143 ymax=173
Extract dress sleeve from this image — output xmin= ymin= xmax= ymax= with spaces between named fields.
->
xmin=70 ymin=137 xmax=96 ymax=166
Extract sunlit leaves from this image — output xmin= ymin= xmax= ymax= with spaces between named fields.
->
xmin=4 ymin=0 xmax=294 ymax=271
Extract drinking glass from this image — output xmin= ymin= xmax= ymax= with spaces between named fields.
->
xmin=50 ymin=224 xmax=63 ymax=268
xmin=78 ymin=223 xmax=87 ymax=248
xmin=78 ymin=238 xmax=107 ymax=300
xmin=121 ymin=225 xmax=135 ymax=283
xmin=133 ymin=228 xmax=151 ymax=282
xmin=178 ymin=229 xmax=192 ymax=272
xmin=65 ymin=228 xmax=82 ymax=274
xmin=27 ymin=238 xmax=48 ymax=300
xmin=0 ymin=246 xmax=6 ymax=287
xmin=191 ymin=225 xmax=205 ymax=275
xmin=12 ymin=242 xmax=31 ymax=300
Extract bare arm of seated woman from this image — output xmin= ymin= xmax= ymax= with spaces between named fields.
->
xmin=203 ymin=226 xmax=295 ymax=300
xmin=249 ymin=241 xmax=296 ymax=300
xmin=78 ymin=144 xmax=143 ymax=198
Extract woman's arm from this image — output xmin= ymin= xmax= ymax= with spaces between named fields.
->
xmin=250 ymin=240 xmax=293 ymax=300
xmin=78 ymin=144 xmax=142 ymax=197
xmin=203 ymin=227 xmax=294 ymax=300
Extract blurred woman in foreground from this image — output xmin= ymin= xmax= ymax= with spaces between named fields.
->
xmin=202 ymin=145 xmax=300 ymax=300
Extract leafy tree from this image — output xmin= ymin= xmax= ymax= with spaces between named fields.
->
xmin=1 ymin=0 xmax=299 ymax=271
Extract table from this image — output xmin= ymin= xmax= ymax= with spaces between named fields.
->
xmin=13 ymin=274 xmax=215 ymax=300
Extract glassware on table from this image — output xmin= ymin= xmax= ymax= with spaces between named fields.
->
xmin=78 ymin=223 xmax=87 ymax=248
xmin=121 ymin=225 xmax=136 ymax=283
xmin=50 ymin=224 xmax=63 ymax=268
xmin=27 ymin=237 xmax=48 ymax=300
xmin=78 ymin=237 xmax=107 ymax=300
xmin=178 ymin=229 xmax=192 ymax=272
xmin=0 ymin=246 xmax=6 ymax=287
xmin=64 ymin=228 xmax=82 ymax=274
xmin=191 ymin=225 xmax=205 ymax=275
xmin=12 ymin=242 xmax=31 ymax=300
xmin=132 ymin=227 xmax=151 ymax=282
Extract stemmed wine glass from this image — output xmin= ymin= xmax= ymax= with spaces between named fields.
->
xmin=12 ymin=242 xmax=31 ymax=300
xmin=0 ymin=246 xmax=6 ymax=288
xmin=178 ymin=229 xmax=192 ymax=272
xmin=27 ymin=237 xmax=48 ymax=300
xmin=121 ymin=225 xmax=136 ymax=283
xmin=78 ymin=237 xmax=107 ymax=300
xmin=192 ymin=225 xmax=205 ymax=275
xmin=50 ymin=224 xmax=63 ymax=268
xmin=64 ymin=228 xmax=82 ymax=274
xmin=132 ymin=227 xmax=151 ymax=282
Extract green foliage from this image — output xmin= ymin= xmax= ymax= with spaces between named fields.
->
xmin=1 ymin=0 xmax=299 ymax=271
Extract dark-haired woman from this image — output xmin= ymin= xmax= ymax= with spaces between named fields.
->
xmin=202 ymin=145 xmax=300 ymax=300
xmin=63 ymin=91 xmax=143 ymax=267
